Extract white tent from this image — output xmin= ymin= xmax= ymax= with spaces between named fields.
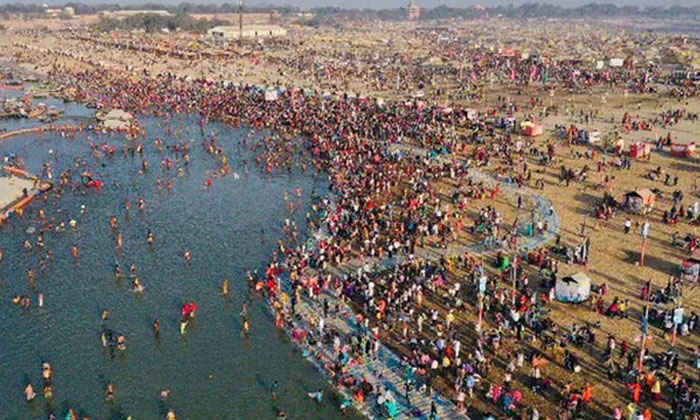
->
xmin=555 ymin=272 xmax=591 ymax=303
xmin=609 ymin=58 xmax=624 ymax=68
xmin=264 ymin=89 xmax=278 ymax=101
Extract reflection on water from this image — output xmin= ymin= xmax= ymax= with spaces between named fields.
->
xmin=0 ymin=111 xmax=361 ymax=420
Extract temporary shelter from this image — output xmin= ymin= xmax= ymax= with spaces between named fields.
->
xmin=681 ymin=249 xmax=700 ymax=283
xmin=624 ymin=189 xmax=656 ymax=213
xmin=522 ymin=121 xmax=543 ymax=137
xmin=629 ymin=142 xmax=652 ymax=159
xmin=609 ymin=58 xmax=625 ymax=67
xmin=578 ymin=130 xmax=601 ymax=144
xmin=670 ymin=143 xmax=697 ymax=158
xmin=588 ymin=130 xmax=601 ymax=144
xmin=264 ymin=89 xmax=278 ymax=101
xmin=555 ymin=272 xmax=591 ymax=303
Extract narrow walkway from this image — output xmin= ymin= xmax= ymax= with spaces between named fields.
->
xmin=0 ymin=124 xmax=79 ymax=141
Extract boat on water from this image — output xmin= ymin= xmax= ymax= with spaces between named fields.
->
xmin=27 ymin=104 xmax=46 ymax=119
xmin=39 ymin=107 xmax=64 ymax=122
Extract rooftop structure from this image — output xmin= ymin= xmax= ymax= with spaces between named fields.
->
xmin=207 ymin=25 xmax=287 ymax=41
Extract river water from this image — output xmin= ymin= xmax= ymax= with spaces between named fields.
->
xmin=0 ymin=94 xmax=362 ymax=420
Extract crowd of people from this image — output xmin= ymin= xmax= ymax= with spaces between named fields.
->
xmin=1 ymin=17 xmax=699 ymax=420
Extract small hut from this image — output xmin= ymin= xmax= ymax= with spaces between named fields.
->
xmin=555 ymin=272 xmax=591 ymax=303
xmin=670 ymin=143 xmax=697 ymax=158
xmin=624 ymin=189 xmax=656 ymax=214
xmin=629 ymin=142 xmax=651 ymax=159
xmin=681 ymin=249 xmax=700 ymax=283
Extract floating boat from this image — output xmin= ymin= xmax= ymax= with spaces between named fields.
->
xmin=27 ymin=105 xmax=46 ymax=120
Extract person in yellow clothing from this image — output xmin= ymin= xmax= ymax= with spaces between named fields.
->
xmin=619 ymin=299 xmax=627 ymax=318
xmin=651 ymin=379 xmax=661 ymax=402
xmin=626 ymin=402 xmax=637 ymax=420
xmin=442 ymin=355 xmax=451 ymax=369
xmin=446 ymin=310 xmax=455 ymax=329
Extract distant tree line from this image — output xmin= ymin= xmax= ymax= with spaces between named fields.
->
xmin=0 ymin=2 xmax=698 ymax=22
xmin=309 ymin=3 xmax=700 ymax=21
xmin=422 ymin=3 xmax=700 ymax=20
xmin=92 ymin=13 xmax=226 ymax=33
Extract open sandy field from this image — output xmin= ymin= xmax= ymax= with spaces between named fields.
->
xmin=2 ymin=16 xmax=700 ymax=419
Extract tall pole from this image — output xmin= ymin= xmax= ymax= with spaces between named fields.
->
xmin=672 ymin=315 xmax=679 ymax=347
xmin=476 ymin=260 xmax=485 ymax=333
xmin=638 ymin=302 xmax=649 ymax=371
xmin=511 ymin=254 xmax=517 ymax=307
xmin=238 ymin=0 xmax=243 ymax=45
xmin=671 ymin=292 xmax=682 ymax=348
xmin=476 ymin=294 xmax=483 ymax=333
xmin=640 ymin=220 xmax=649 ymax=266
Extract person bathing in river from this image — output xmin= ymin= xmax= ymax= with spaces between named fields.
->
xmin=153 ymin=318 xmax=161 ymax=337
xmin=105 ymin=382 xmax=115 ymax=402
xmin=180 ymin=301 xmax=197 ymax=335
xmin=24 ymin=383 xmax=36 ymax=402
xmin=132 ymin=278 xmax=145 ymax=294
xmin=182 ymin=301 xmax=197 ymax=319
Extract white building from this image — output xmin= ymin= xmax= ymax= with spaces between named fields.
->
xmin=208 ymin=25 xmax=287 ymax=41
xmin=62 ymin=7 xmax=75 ymax=18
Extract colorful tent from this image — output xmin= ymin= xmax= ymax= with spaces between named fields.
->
xmin=521 ymin=121 xmax=543 ymax=137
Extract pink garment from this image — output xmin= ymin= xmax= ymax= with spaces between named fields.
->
xmin=613 ymin=407 xmax=622 ymax=420
xmin=513 ymin=390 xmax=523 ymax=402
xmin=492 ymin=385 xmax=501 ymax=403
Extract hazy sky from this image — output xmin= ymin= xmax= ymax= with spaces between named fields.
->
xmin=266 ymin=0 xmax=698 ymax=8
xmin=5 ymin=0 xmax=698 ymax=9
xmin=256 ymin=0 xmax=700 ymax=8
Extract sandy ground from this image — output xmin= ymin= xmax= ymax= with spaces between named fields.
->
xmin=2 ymin=18 xmax=700 ymax=419
xmin=0 ymin=176 xmax=35 ymax=210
